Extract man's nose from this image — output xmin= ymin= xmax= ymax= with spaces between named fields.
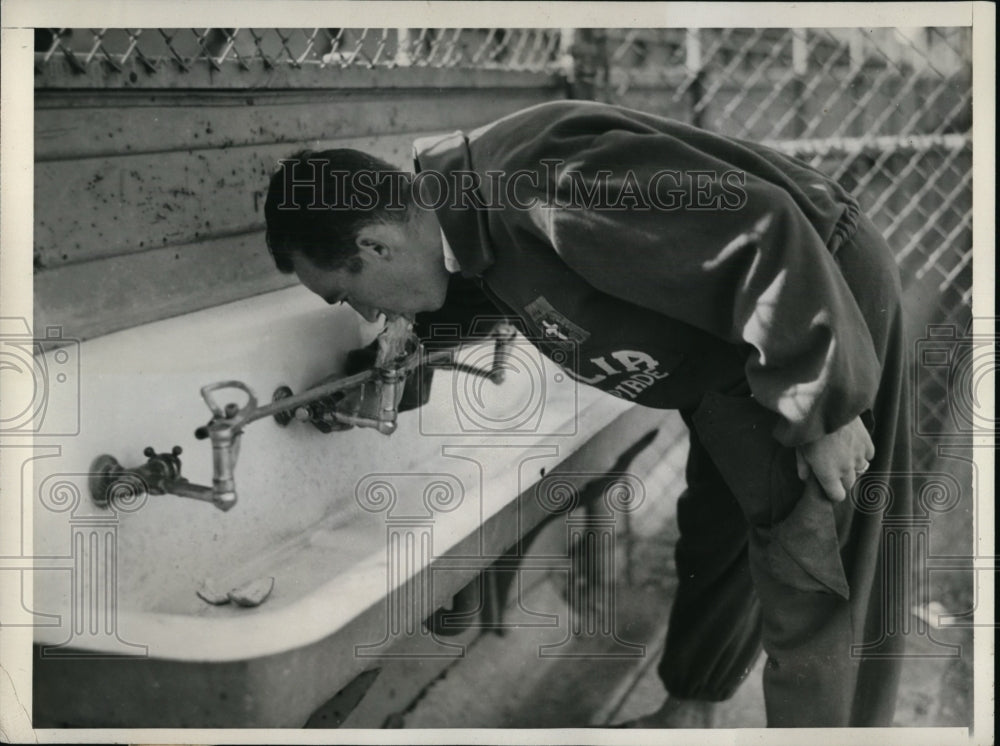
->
xmin=350 ymin=301 xmax=382 ymax=323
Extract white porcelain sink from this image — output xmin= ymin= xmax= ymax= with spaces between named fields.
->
xmin=26 ymin=285 xmax=652 ymax=726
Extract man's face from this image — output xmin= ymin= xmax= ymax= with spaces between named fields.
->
xmin=292 ymin=211 xmax=450 ymax=322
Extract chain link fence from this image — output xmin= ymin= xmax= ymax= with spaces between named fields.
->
xmin=570 ymin=27 xmax=973 ymax=468
xmin=584 ymin=28 xmax=972 ymax=307
xmin=33 ymin=28 xmax=569 ymax=75
xmin=34 ymin=27 xmax=975 ymax=467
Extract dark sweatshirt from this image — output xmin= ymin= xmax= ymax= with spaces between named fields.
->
xmin=412 ymin=100 xmax=882 ymax=447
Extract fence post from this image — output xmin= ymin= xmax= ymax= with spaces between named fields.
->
xmin=685 ymin=28 xmax=706 ymax=128
xmin=558 ymin=28 xmax=575 ymax=82
xmin=790 ymin=29 xmax=809 ymax=138
xmin=564 ymin=28 xmax=606 ymax=101
xmin=849 ymin=31 xmax=866 ymax=74
xmin=395 ymin=28 xmax=412 ymax=67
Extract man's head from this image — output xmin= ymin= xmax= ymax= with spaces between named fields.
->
xmin=264 ymin=149 xmax=449 ymax=321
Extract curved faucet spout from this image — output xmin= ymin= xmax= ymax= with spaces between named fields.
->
xmin=188 ymin=381 xmax=255 ymax=510
xmin=166 ymin=477 xmax=235 ymax=511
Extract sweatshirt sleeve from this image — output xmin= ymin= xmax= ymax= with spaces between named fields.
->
xmin=506 ymin=129 xmax=881 ymax=447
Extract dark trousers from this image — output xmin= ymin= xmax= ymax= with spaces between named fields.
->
xmin=659 ymin=214 xmax=912 ymax=727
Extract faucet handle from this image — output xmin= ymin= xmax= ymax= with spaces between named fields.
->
xmin=143 ymin=445 xmax=182 ymax=458
xmin=141 ymin=444 xmax=184 ymax=472
xmin=199 ymin=380 xmax=258 ymax=423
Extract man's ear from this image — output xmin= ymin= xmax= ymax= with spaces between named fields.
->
xmin=355 ymin=227 xmax=392 ymax=260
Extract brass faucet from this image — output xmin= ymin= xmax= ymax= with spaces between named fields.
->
xmin=90 ymin=379 xmax=256 ymax=512
xmin=89 ymin=324 xmax=517 ymax=512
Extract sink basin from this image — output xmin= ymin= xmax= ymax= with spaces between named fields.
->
xmin=27 ymin=285 xmax=653 ymax=727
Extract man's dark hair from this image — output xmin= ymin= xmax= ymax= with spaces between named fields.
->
xmin=264 ymin=149 xmax=410 ymax=274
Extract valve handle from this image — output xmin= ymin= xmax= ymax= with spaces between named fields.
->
xmin=143 ymin=445 xmax=182 ymax=458
xmin=199 ymin=380 xmax=258 ymax=421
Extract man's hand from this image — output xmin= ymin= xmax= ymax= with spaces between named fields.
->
xmin=795 ymin=415 xmax=875 ymax=502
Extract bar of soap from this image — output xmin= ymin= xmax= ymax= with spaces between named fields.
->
xmin=228 ymin=576 xmax=275 ymax=607
xmin=196 ymin=578 xmax=231 ymax=605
